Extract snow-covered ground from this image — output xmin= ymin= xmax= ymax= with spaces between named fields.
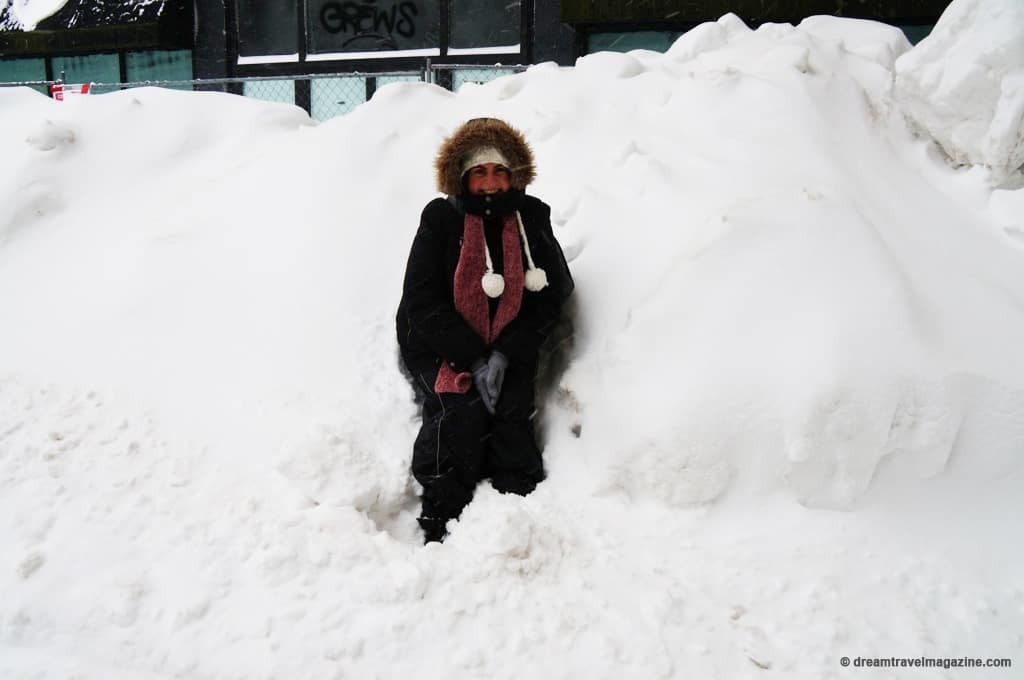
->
xmin=2 ymin=1 xmax=1023 ymax=678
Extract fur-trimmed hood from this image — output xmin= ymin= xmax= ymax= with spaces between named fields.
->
xmin=435 ymin=118 xmax=536 ymax=196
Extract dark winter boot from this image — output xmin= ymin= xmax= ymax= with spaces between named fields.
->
xmin=418 ymin=516 xmax=448 ymax=544
xmin=491 ymin=470 xmax=543 ymax=496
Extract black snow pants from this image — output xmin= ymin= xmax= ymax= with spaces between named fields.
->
xmin=410 ymin=358 xmax=546 ymax=536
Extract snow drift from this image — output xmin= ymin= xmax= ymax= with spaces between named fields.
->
xmin=894 ymin=0 xmax=1024 ymax=186
xmin=1 ymin=1 xmax=1023 ymax=678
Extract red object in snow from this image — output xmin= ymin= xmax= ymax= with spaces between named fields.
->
xmin=50 ymin=83 xmax=92 ymax=101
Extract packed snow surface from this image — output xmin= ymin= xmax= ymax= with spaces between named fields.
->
xmin=2 ymin=2 xmax=1023 ymax=678
xmin=894 ymin=0 xmax=1024 ymax=186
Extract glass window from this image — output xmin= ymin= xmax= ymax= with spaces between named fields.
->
xmin=0 ymin=57 xmax=46 ymax=82
xmin=449 ymin=0 xmax=520 ymax=52
xmin=125 ymin=50 xmax=193 ymax=87
xmin=451 ymin=67 xmax=517 ymax=91
xmin=50 ymin=53 xmax=119 ymax=85
xmin=0 ymin=57 xmax=47 ymax=95
xmin=374 ymin=74 xmax=420 ymax=88
xmin=236 ymin=0 xmax=299 ymax=59
xmin=588 ymin=31 xmax=681 ymax=54
xmin=243 ymin=79 xmax=296 ymax=107
xmin=306 ymin=0 xmax=440 ymax=58
xmin=311 ymin=76 xmax=366 ymax=120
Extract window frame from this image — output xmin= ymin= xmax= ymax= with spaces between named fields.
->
xmin=227 ymin=0 xmax=531 ymax=72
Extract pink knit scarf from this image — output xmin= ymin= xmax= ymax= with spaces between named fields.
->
xmin=434 ymin=213 xmax=524 ymax=393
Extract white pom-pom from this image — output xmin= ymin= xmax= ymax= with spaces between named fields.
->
xmin=524 ymin=267 xmax=548 ymax=292
xmin=482 ymin=272 xmax=505 ymax=297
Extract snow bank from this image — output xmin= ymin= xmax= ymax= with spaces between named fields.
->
xmin=894 ymin=0 xmax=1024 ymax=186
xmin=798 ymin=15 xmax=912 ymax=69
xmin=2 ymin=8 xmax=1024 ymax=680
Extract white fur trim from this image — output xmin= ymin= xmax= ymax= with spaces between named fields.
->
xmin=524 ymin=267 xmax=548 ymax=292
xmin=462 ymin=146 xmax=509 ymax=176
xmin=482 ymin=272 xmax=505 ymax=298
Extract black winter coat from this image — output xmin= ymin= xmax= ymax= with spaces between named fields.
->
xmin=397 ymin=190 xmax=574 ymax=376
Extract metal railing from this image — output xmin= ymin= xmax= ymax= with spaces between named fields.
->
xmin=0 ymin=62 xmax=530 ymax=122
xmin=427 ymin=62 xmax=527 ymax=89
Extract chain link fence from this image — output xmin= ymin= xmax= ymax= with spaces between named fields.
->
xmin=428 ymin=63 xmax=526 ymax=91
xmin=0 ymin=63 xmax=528 ymax=122
xmin=0 ymin=79 xmax=50 ymax=96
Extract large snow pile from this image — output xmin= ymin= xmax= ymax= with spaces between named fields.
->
xmin=2 ymin=2 xmax=1024 ymax=678
xmin=894 ymin=0 xmax=1024 ymax=186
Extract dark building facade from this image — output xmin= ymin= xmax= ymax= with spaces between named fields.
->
xmin=568 ymin=0 xmax=950 ymax=52
xmin=1 ymin=1 xmax=193 ymax=85
xmin=1 ymin=0 xmax=951 ymax=115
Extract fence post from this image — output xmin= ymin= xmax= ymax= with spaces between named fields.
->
xmin=435 ymin=67 xmax=452 ymax=92
xmin=295 ymin=77 xmax=312 ymax=116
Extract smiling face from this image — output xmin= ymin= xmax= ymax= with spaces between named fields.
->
xmin=465 ymin=163 xmax=512 ymax=195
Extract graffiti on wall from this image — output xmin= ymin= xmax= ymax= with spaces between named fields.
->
xmin=319 ymin=1 xmax=420 ymax=50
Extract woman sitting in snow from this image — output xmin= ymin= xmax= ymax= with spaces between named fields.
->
xmin=397 ymin=117 xmax=574 ymax=544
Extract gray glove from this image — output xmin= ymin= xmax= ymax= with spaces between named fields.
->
xmin=485 ymin=351 xmax=509 ymax=408
xmin=471 ymin=358 xmax=496 ymax=414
